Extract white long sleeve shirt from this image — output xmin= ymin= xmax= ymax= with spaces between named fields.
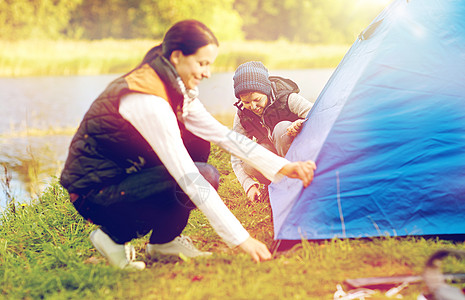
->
xmin=119 ymin=93 xmax=289 ymax=247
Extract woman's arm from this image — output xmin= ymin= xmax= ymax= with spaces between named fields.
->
xmin=183 ymin=99 xmax=289 ymax=183
xmin=119 ymin=93 xmax=250 ymax=248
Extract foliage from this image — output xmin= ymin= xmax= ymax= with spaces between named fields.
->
xmin=0 ymin=0 xmax=82 ymax=39
xmin=234 ymin=0 xmax=388 ymax=43
xmin=137 ymin=0 xmax=244 ymax=41
xmin=0 ymin=0 xmax=388 ymax=43
xmin=0 ymin=39 xmax=349 ymax=77
xmin=1 ymin=144 xmax=465 ymax=299
xmin=0 ymin=0 xmax=243 ymax=41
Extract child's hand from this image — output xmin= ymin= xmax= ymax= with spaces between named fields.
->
xmin=286 ymin=119 xmax=307 ymax=137
xmin=246 ymin=185 xmax=261 ymax=202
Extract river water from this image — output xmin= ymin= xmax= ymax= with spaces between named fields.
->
xmin=0 ymin=69 xmax=334 ymax=208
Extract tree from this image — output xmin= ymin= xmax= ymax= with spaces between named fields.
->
xmin=233 ymin=0 xmax=387 ymax=44
xmin=68 ymin=0 xmax=142 ymax=39
xmin=0 ymin=0 xmax=387 ymax=42
xmin=0 ymin=0 xmax=81 ymax=40
xmin=137 ymin=0 xmax=244 ymax=40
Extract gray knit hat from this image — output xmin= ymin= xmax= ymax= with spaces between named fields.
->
xmin=233 ymin=61 xmax=271 ymax=98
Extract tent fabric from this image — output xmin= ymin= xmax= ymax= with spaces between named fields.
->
xmin=270 ymin=0 xmax=465 ymax=241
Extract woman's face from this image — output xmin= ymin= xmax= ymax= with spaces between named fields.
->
xmin=170 ymin=44 xmax=218 ymax=90
xmin=240 ymin=92 xmax=269 ymax=116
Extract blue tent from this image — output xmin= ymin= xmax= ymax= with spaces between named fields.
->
xmin=270 ymin=0 xmax=465 ymax=242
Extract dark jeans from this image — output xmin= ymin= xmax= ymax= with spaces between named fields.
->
xmin=182 ymin=130 xmax=211 ymax=163
xmin=73 ymin=134 xmax=216 ymax=244
xmin=73 ymin=162 xmax=219 ymax=244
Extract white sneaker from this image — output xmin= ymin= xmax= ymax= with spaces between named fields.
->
xmin=89 ymin=229 xmax=146 ymax=270
xmin=146 ymin=235 xmax=212 ymax=259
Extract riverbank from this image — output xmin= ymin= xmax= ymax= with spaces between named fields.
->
xmin=0 ymin=39 xmax=349 ymax=77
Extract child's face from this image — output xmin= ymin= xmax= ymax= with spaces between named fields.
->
xmin=240 ymin=92 xmax=269 ymax=116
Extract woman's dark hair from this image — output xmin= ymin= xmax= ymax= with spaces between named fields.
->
xmin=140 ymin=20 xmax=218 ymax=66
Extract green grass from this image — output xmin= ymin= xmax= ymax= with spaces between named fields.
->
xmin=0 ymin=39 xmax=349 ymax=77
xmin=1 ymin=144 xmax=465 ymax=299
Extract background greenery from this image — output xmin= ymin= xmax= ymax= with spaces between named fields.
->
xmin=0 ymin=39 xmax=350 ymax=77
xmin=0 ymin=0 xmax=387 ymax=43
xmin=0 ymin=0 xmax=390 ymax=77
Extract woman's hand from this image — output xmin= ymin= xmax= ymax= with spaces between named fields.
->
xmin=238 ymin=236 xmax=272 ymax=262
xmin=286 ymin=119 xmax=307 ymax=137
xmin=246 ymin=185 xmax=261 ymax=202
xmin=278 ymin=160 xmax=316 ymax=187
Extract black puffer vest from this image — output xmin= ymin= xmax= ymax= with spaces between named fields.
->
xmin=234 ymin=76 xmax=301 ymax=144
xmin=60 ymin=56 xmax=185 ymax=195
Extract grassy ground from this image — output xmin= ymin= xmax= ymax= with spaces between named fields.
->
xmin=1 ymin=144 xmax=465 ymax=299
xmin=0 ymin=39 xmax=350 ymax=77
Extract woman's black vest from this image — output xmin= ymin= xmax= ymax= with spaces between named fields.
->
xmin=60 ymin=56 xmax=185 ymax=195
xmin=234 ymin=76 xmax=301 ymax=144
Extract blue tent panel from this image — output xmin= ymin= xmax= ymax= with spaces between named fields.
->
xmin=270 ymin=0 xmax=465 ymax=240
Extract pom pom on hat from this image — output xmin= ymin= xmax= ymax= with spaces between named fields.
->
xmin=233 ymin=61 xmax=271 ymax=98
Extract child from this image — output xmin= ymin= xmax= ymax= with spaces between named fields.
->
xmin=231 ymin=61 xmax=313 ymax=202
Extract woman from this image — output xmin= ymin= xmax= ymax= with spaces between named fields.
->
xmin=231 ymin=61 xmax=313 ymax=202
xmin=60 ymin=20 xmax=316 ymax=270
